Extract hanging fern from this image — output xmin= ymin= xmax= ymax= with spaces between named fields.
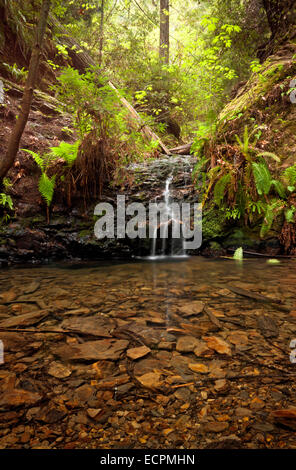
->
xmin=213 ymin=173 xmax=231 ymax=207
xmin=272 ymin=179 xmax=286 ymax=198
xmin=38 ymin=173 xmax=56 ymax=207
xmin=260 ymin=200 xmax=283 ymax=237
xmin=252 ymin=162 xmax=272 ymax=195
xmin=283 ymin=164 xmax=296 ymax=192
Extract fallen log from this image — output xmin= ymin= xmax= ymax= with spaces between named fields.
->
xmin=168 ymin=142 xmax=193 ymax=155
xmin=228 ymin=286 xmax=291 ymax=312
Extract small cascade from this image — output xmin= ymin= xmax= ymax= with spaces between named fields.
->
xmin=148 ymin=175 xmax=187 ymax=260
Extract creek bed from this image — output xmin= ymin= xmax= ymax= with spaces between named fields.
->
xmin=0 ymin=256 xmax=296 ymax=449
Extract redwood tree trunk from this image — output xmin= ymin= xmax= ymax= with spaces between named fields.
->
xmin=0 ymin=0 xmax=51 ymax=179
xmin=262 ymin=0 xmax=296 ymax=39
xmin=159 ymin=0 xmax=169 ymax=64
xmin=98 ymin=0 xmax=105 ymax=67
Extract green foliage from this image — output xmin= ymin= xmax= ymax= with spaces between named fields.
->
xmin=22 ymin=142 xmax=79 ymax=208
xmin=213 ymin=173 xmax=231 ymax=206
xmin=3 ymin=63 xmax=28 ymax=83
xmin=0 ymin=191 xmax=13 ymax=224
xmin=252 ymin=162 xmax=272 ymax=196
xmin=0 ymin=193 xmax=13 ymax=210
xmin=54 ymin=66 xmax=157 ymax=167
xmin=233 ymin=247 xmax=243 ymax=260
xmin=49 ymin=141 xmax=80 ymax=166
xmin=38 ymin=173 xmax=56 ymax=207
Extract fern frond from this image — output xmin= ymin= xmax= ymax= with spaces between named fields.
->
xmin=252 ymin=162 xmax=272 ymax=195
xmin=271 ymin=179 xmax=286 ymax=198
xmin=283 ymin=164 xmax=296 ymax=186
xmin=49 ymin=141 xmax=80 ymax=166
xmin=22 ymin=149 xmax=45 ymax=171
xmin=213 ymin=173 xmax=231 ymax=206
xmin=38 ymin=173 xmax=56 ymax=207
xmin=257 ymin=151 xmax=281 ymax=163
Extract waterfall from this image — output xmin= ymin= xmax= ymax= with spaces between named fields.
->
xmin=148 ymin=176 xmax=187 ymax=260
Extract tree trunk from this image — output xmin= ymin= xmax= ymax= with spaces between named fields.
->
xmin=262 ymin=0 xmax=296 ymax=39
xmin=98 ymin=0 xmax=105 ymax=67
xmin=0 ymin=0 xmax=51 ymax=180
xmin=159 ymin=0 xmax=169 ymax=64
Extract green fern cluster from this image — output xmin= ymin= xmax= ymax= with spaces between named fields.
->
xmin=22 ymin=141 xmax=79 ymax=209
xmin=283 ymin=164 xmax=296 ymax=193
xmin=204 ymin=125 xmax=296 ymax=238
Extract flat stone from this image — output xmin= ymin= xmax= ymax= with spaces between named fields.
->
xmin=136 ymin=372 xmax=163 ymax=389
xmin=235 ymin=407 xmax=253 ymax=418
xmin=87 ymin=408 xmax=102 ymax=419
xmin=188 ymin=363 xmax=209 ymax=374
xmin=252 ymin=422 xmax=274 ymax=432
xmin=214 ymin=379 xmax=228 ymax=392
xmin=174 ymin=387 xmax=191 ymax=401
xmin=203 ymin=336 xmax=232 ymax=356
xmin=176 ymin=336 xmax=200 ymax=353
xmin=0 ymin=290 xmax=17 ymax=303
xmin=126 ymin=345 xmax=151 ymax=360
xmin=0 ymin=310 xmax=48 ymax=328
xmin=0 ymin=389 xmax=42 ymax=407
xmin=134 ymin=358 xmax=163 ymax=376
xmin=23 ymin=281 xmax=40 ymax=295
xmin=204 ymin=421 xmax=229 ymax=433
xmin=250 ymin=397 xmax=265 ymax=410
xmin=194 ymin=340 xmax=211 ymax=357
xmin=60 ymin=317 xmax=114 ymax=337
xmin=120 ymin=324 xmax=162 ymax=347
xmin=74 ymin=384 xmax=95 ymax=403
xmin=257 ymin=315 xmax=279 ymax=338
xmin=178 ymin=301 xmax=205 ymax=317
xmin=227 ymin=331 xmax=248 ymax=346
xmin=48 ymin=361 xmax=72 ymax=379
xmin=55 ymin=339 xmax=129 ymax=361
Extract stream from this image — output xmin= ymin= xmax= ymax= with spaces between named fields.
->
xmin=0 ymin=256 xmax=296 ymax=448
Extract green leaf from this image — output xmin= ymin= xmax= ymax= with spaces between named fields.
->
xmin=257 ymin=151 xmax=281 ymax=163
xmin=233 ymin=247 xmax=243 ymax=260
xmin=252 ymin=162 xmax=272 ymax=195
xmin=38 ymin=173 xmax=56 ymax=207
xmin=22 ymin=149 xmax=45 ymax=171
xmin=213 ymin=173 xmax=231 ymax=206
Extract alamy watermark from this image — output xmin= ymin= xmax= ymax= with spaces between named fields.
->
xmin=290 ymin=79 xmax=296 ymax=104
xmin=94 ymin=196 xmax=202 ymax=250
xmin=0 ymin=340 xmax=4 ymax=365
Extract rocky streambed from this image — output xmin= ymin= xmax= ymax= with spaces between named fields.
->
xmin=0 ymin=257 xmax=296 ymax=449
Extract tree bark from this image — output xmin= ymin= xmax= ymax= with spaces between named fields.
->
xmin=0 ymin=0 xmax=51 ymax=179
xmin=98 ymin=0 xmax=105 ymax=67
xmin=159 ymin=0 xmax=169 ymax=64
xmin=262 ymin=0 xmax=296 ymax=39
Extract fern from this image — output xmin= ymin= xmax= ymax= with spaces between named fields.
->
xmin=49 ymin=141 xmax=80 ymax=166
xmin=22 ymin=149 xmax=45 ymax=171
xmin=272 ymin=179 xmax=286 ymax=198
xmin=38 ymin=173 xmax=56 ymax=207
xmin=252 ymin=162 xmax=272 ymax=195
xmin=0 ymin=193 xmax=13 ymax=210
xmin=283 ymin=164 xmax=296 ymax=188
xmin=257 ymin=151 xmax=281 ymax=163
xmin=285 ymin=206 xmax=296 ymax=223
xmin=213 ymin=173 xmax=231 ymax=206
xmin=260 ymin=200 xmax=283 ymax=237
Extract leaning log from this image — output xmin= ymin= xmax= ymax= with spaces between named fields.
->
xmin=168 ymin=142 xmax=193 ymax=155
